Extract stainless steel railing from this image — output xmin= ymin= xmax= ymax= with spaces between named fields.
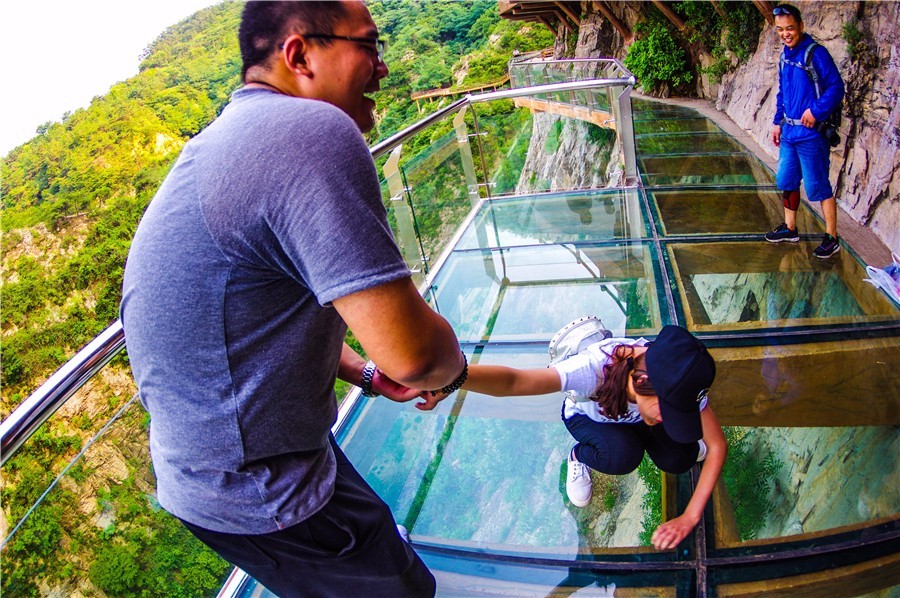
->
xmin=1 ymin=321 xmax=126 ymax=465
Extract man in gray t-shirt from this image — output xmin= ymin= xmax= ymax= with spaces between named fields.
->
xmin=120 ymin=2 xmax=465 ymax=596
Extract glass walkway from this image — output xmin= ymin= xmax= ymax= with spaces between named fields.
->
xmin=233 ymin=60 xmax=900 ymax=596
xmin=2 ymin=59 xmax=898 ymax=597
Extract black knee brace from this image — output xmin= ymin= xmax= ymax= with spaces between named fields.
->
xmin=782 ymin=190 xmax=800 ymax=211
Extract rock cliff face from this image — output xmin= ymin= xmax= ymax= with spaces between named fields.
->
xmin=571 ymin=1 xmax=899 ymax=253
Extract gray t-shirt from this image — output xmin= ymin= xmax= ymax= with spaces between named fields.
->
xmin=121 ymin=87 xmax=411 ymax=534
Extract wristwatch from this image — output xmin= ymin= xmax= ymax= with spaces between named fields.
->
xmin=361 ymin=361 xmax=380 ymax=397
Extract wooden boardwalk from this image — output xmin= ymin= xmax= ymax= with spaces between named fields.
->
xmin=411 ymin=75 xmax=510 ymax=102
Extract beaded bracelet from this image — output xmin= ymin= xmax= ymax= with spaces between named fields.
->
xmin=360 ymin=361 xmax=380 ymax=397
xmin=430 ymin=353 xmax=468 ymax=396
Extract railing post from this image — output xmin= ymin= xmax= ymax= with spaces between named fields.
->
xmin=453 ymin=107 xmax=482 ymax=207
xmin=383 ymin=146 xmax=426 ymax=286
xmin=613 ymin=84 xmax=638 ymax=184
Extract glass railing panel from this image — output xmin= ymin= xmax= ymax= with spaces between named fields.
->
xmin=634 ymin=117 xmax=724 ymax=135
xmin=429 ymin=242 xmax=663 ymax=343
xmin=667 ymin=242 xmax=899 ymax=331
xmin=397 ymin=128 xmax=477 ymax=268
xmin=1 ymin=394 xmax=231 ymax=596
xmin=636 ymin=132 xmax=747 ymax=155
xmin=504 ymin=111 xmax=622 ymax=194
xmin=379 ymin=177 xmax=426 ymax=282
xmin=469 ymin=103 xmax=534 ymax=196
xmin=639 ymin=154 xmax=775 ymax=187
xmin=649 ymin=189 xmax=824 ymax=237
xmin=455 ymin=190 xmax=646 ymax=250
xmin=336 ymin=344 xmax=660 ymax=554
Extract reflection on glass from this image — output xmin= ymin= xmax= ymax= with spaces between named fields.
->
xmin=430 ymin=243 xmax=662 ymax=342
xmin=669 ymin=242 xmax=898 ymax=330
xmin=401 ymin=128 xmax=474 ymax=264
xmin=631 ymin=99 xmax=701 ymax=121
xmin=473 ymin=105 xmax=534 ymax=196
xmin=432 ymin=568 xmax=675 ymax=598
xmin=650 ymin=189 xmax=824 ymax=237
xmin=639 ymin=154 xmax=774 ymax=187
xmin=456 ymin=190 xmax=645 ymax=250
xmin=716 ymin=553 xmax=900 ymax=596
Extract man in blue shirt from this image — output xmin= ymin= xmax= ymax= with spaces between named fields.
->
xmin=121 ymin=2 xmax=466 ymax=596
xmin=765 ymin=3 xmax=844 ymax=258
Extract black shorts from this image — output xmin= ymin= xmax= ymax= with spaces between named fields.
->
xmin=180 ymin=436 xmax=435 ymax=598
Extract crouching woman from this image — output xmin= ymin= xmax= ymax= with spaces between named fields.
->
xmin=420 ymin=325 xmax=726 ymax=550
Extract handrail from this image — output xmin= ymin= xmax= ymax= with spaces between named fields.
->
xmin=0 ymin=320 xmax=126 ymax=466
xmin=468 ymin=77 xmax=635 ymax=103
xmin=371 ymin=77 xmax=634 ymax=160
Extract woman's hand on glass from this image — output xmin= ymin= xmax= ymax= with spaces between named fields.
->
xmin=414 ymin=389 xmax=451 ymax=411
xmin=651 ymin=512 xmax=699 ymax=550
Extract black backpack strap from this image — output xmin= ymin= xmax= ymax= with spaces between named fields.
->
xmin=804 ymin=41 xmax=822 ymax=99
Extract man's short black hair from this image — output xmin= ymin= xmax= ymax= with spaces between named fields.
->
xmin=239 ymin=1 xmax=349 ymax=79
xmin=773 ymin=4 xmax=802 ymax=23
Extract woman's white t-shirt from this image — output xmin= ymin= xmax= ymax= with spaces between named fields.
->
xmin=554 ymin=337 xmax=708 ymax=423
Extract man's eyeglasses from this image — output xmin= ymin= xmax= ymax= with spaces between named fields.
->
xmin=304 ymin=34 xmax=386 ymax=61
xmin=772 ymin=7 xmax=794 ymax=17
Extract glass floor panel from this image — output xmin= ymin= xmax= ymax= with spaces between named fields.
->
xmin=429 ymin=243 xmax=663 ymax=342
xmin=633 ymin=117 xmax=724 ymax=135
xmin=639 ymin=154 xmax=775 ymax=187
xmin=631 ymin=100 xmax=710 ymax=121
xmin=709 ymin=336 xmax=900 ymax=429
xmin=430 ymin=568 xmax=677 ymax=597
xmin=649 ymin=188 xmax=825 ymax=237
xmin=455 ymin=190 xmax=646 ymax=250
xmin=636 ymin=132 xmax=748 ymax=156
xmin=338 ymin=345 xmax=657 ymax=554
xmin=668 ymin=242 xmax=899 ymax=331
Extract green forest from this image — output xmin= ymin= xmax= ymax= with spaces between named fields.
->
xmin=0 ymin=1 xmax=551 ymax=595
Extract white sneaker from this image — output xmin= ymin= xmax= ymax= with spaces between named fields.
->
xmin=697 ymin=439 xmax=708 ymax=462
xmin=566 ymin=448 xmax=592 ymax=507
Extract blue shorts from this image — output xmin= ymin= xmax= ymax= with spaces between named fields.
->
xmin=776 ymin=133 xmax=833 ymax=202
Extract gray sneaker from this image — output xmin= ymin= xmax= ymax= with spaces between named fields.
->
xmin=765 ymin=222 xmax=800 ymax=243
xmin=813 ymin=234 xmax=841 ymax=258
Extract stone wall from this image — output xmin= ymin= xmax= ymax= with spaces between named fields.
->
xmin=572 ymin=1 xmax=899 ymax=253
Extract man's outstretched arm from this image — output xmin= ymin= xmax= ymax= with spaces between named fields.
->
xmin=333 ymin=277 xmax=464 ymax=392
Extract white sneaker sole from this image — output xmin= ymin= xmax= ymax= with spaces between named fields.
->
xmin=567 ymin=493 xmax=591 ymax=508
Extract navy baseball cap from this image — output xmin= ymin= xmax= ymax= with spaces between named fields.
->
xmin=645 ymin=326 xmax=715 ymax=443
